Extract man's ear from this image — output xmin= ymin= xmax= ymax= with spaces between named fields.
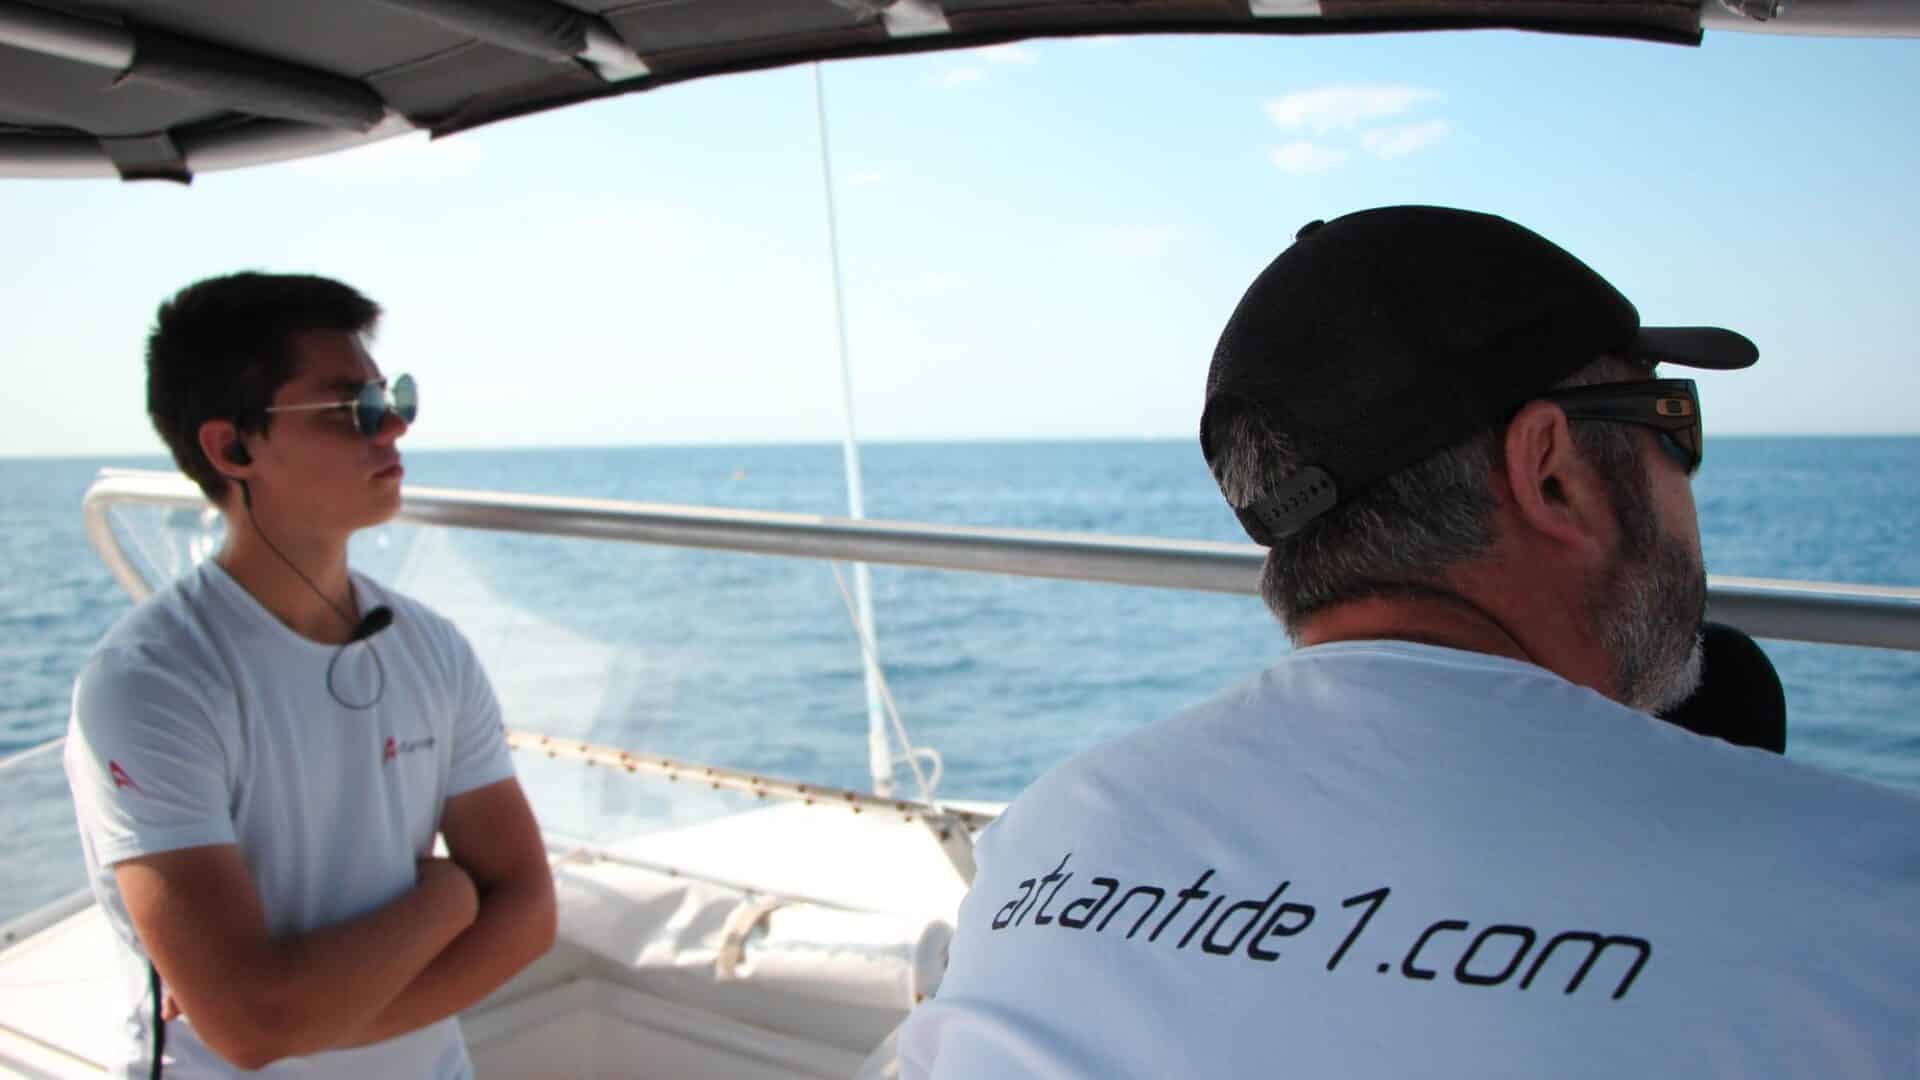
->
xmin=197 ymin=419 xmax=249 ymax=480
xmin=1500 ymin=400 xmax=1612 ymax=562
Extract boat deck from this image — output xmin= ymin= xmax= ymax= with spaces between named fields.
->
xmin=0 ymin=800 xmax=977 ymax=1078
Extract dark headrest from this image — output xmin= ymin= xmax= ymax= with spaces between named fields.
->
xmin=1657 ymin=622 xmax=1787 ymax=754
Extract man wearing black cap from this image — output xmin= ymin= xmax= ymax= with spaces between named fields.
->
xmin=899 ymin=207 xmax=1920 ymax=1078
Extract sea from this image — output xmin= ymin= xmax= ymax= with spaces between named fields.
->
xmin=5 ymin=439 xmax=1920 ymax=923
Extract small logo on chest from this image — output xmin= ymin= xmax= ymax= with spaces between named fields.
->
xmin=382 ymin=735 xmax=437 ymax=764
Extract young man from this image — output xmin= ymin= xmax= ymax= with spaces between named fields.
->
xmin=64 ymin=273 xmax=556 ymax=1076
xmin=899 ymin=207 xmax=1920 ymax=1077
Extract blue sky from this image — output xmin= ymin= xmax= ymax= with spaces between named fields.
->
xmin=3 ymin=27 xmax=1916 ymax=457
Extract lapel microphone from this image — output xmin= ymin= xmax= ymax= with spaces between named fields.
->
xmin=352 ymin=606 xmax=394 ymax=642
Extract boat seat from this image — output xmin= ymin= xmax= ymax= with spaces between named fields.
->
xmin=548 ymin=853 xmax=950 ymax=1013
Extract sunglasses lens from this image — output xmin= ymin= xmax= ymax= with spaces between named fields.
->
xmin=350 ymin=375 xmax=418 ymax=435
xmin=391 ymin=374 xmax=418 ymax=424
xmin=354 ymin=383 xmax=386 ymax=436
xmin=1657 ymin=431 xmax=1701 ymax=475
xmin=1674 ymin=385 xmax=1702 ymax=473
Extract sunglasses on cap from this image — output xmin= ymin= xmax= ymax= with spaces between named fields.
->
xmin=1536 ymin=378 xmax=1703 ymax=474
xmin=264 ymin=373 xmax=418 ymax=437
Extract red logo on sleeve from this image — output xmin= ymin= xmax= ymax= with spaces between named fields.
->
xmin=108 ymin=761 xmax=141 ymax=792
xmin=383 ymin=736 xmax=397 ymax=763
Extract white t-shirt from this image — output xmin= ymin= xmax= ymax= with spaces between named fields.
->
xmin=900 ymin=641 xmax=1920 ymax=1078
xmin=64 ymin=560 xmax=517 ymax=1079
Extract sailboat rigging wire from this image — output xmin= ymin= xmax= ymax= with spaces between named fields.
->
xmin=812 ymin=61 xmax=895 ymax=798
xmin=830 ymin=560 xmax=943 ymax=803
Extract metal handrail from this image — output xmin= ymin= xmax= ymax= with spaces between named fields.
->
xmin=82 ymin=468 xmax=1920 ymax=652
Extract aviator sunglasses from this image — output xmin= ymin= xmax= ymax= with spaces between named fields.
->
xmin=264 ymin=373 xmax=418 ymax=437
xmin=1536 ymin=378 xmax=1703 ymax=474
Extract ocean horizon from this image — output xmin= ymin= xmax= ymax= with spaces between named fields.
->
xmin=8 ymin=430 xmax=1920 ymax=461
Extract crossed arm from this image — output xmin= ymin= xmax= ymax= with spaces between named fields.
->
xmin=117 ymin=777 xmax=557 ymax=1070
xmin=345 ymin=776 xmax=558 ymax=1046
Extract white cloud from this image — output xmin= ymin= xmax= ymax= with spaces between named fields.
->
xmin=569 ymin=201 xmax=687 ymax=238
xmin=1270 ymin=142 xmax=1346 ymax=175
xmin=979 ymin=44 xmax=1038 ymax=65
xmin=935 ymin=43 xmax=1037 ymax=88
xmin=1263 ymin=85 xmax=1433 ymax=135
xmin=1361 ymin=119 xmax=1452 ymax=160
xmin=879 ymin=270 xmax=970 ymax=301
xmin=1087 ymin=224 xmax=1181 ymax=260
xmin=847 ymin=170 xmax=887 ymax=187
xmin=937 ymin=66 xmax=986 ymax=88
xmin=288 ymin=131 xmax=484 ymax=181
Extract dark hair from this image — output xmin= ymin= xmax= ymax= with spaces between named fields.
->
xmin=145 ymin=273 xmax=381 ymax=500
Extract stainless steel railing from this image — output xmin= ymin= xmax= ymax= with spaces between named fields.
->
xmin=83 ymin=469 xmax=1920 ymax=652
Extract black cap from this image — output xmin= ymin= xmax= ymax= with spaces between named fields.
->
xmin=1200 ymin=206 xmax=1757 ymax=545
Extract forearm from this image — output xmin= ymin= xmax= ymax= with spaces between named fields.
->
xmin=251 ymin=869 xmax=477 ymax=1060
xmin=346 ymin=868 xmax=558 ymax=1046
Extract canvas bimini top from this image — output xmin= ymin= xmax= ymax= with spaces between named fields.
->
xmin=2 ymin=0 xmax=1915 ymax=183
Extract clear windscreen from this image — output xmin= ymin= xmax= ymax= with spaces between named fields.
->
xmin=7 ymin=496 xmax=1001 ymax=928
xmin=0 ymin=743 xmax=83 ymax=930
xmin=85 ymin=491 xmax=1284 ymax=813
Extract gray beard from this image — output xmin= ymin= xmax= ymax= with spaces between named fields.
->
xmin=1592 ymin=523 xmax=1707 ymax=714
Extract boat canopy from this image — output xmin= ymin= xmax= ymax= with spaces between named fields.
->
xmin=2 ymin=0 xmax=1914 ymax=183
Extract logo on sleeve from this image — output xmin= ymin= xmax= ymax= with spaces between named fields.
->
xmin=109 ymin=761 xmax=141 ymax=793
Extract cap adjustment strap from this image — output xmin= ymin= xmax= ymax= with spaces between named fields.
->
xmin=1244 ymin=465 xmax=1338 ymax=543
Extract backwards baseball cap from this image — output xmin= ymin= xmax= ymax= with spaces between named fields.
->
xmin=1200 ymin=205 xmax=1757 ymax=546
